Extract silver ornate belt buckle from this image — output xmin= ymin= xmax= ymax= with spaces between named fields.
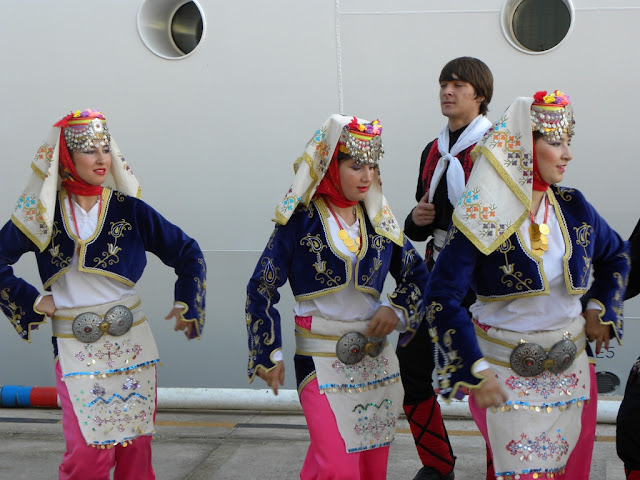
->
xmin=509 ymin=333 xmax=577 ymax=377
xmin=546 ymin=337 xmax=577 ymax=373
xmin=336 ymin=332 xmax=386 ymax=365
xmin=509 ymin=341 xmax=546 ymax=377
xmin=71 ymin=305 xmax=134 ymax=343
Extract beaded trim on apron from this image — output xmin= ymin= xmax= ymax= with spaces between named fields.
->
xmin=55 ymin=294 xmax=159 ymax=447
xmin=295 ymin=316 xmax=404 ymax=453
xmin=475 ymin=315 xmax=590 ymax=477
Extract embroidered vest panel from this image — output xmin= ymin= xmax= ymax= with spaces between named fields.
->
xmin=468 ymin=186 xmax=627 ymax=301
xmin=287 ymin=203 xmax=394 ymax=299
xmin=35 ymin=190 xmax=146 ymax=288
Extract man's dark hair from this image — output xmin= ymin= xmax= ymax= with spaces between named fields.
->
xmin=439 ymin=57 xmax=494 ymax=116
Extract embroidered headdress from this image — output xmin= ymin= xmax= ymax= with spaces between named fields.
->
xmin=11 ymin=109 xmax=141 ymax=252
xmin=530 ymin=90 xmax=574 ymax=142
xmin=337 ymin=117 xmax=384 ymax=165
xmin=451 ymin=91 xmax=574 ymax=254
xmin=274 ymin=114 xmax=402 ymax=246
xmin=60 ymin=109 xmax=111 ymax=152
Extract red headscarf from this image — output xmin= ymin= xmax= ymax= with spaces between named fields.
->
xmin=531 ymin=142 xmax=550 ymax=192
xmin=54 ymin=113 xmax=104 ymax=196
xmin=313 ymin=145 xmax=358 ymax=208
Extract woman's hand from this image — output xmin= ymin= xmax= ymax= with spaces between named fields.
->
xmin=366 ymin=305 xmax=400 ymax=337
xmin=165 ymin=306 xmax=195 ymax=338
xmin=470 ymin=368 xmax=508 ymax=409
xmin=584 ymin=308 xmax=610 ymax=355
xmin=36 ymin=295 xmax=56 ymax=317
xmin=257 ymin=361 xmax=285 ymax=395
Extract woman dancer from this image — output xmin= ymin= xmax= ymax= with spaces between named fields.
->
xmin=0 ymin=109 xmax=206 ymax=479
xmin=246 ymin=114 xmax=428 ymax=479
xmin=424 ymin=91 xmax=629 ymax=479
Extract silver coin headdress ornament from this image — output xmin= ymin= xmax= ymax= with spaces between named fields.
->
xmin=337 ymin=117 xmax=384 ymax=165
xmin=530 ymin=90 xmax=574 ymax=142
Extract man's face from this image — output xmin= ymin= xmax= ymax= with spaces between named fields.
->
xmin=439 ymin=74 xmax=483 ymax=123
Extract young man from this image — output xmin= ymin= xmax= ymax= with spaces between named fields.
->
xmin=397 ymin=57 xmax=494 ymax=480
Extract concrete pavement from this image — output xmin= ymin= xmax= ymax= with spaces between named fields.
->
xmin=0 ymin=401 xmax=626 ymax=479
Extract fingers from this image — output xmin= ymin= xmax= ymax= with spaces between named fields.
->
xmin=595 ymin=338 xmax=603 ymax=355
xmin=184 ymin=323 xmax=194 ymax=338
xmin=412 ymin=200 xmax=436 ymax=227
xmin=419 ymin=190 xmax=430 ymax=202
xmin=366 ymin=319 xmax=392 ymax=338
xmin=365 ymin=319 xmax=381 ymax=337
xmin=257 ymin=364 xmax=284 ymax=396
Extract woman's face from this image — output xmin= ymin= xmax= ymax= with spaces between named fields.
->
xmin=71 ymin=142 xmax=112 ymax=186
xmin=338 ymin=157 xmax=377 ymax=202
xmin=534 ymin=133 xmax=572 ymax=185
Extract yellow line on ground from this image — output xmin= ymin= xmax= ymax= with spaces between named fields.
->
xmin=156 ymin=421 xmax=237 ymax=428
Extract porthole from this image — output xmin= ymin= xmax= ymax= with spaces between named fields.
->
xmin=137 ymin=0 xmax=206 ymax=60
xmin=501 ymin=0 xmax=574 ymax=54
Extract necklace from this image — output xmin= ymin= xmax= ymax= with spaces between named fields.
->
xmin=529 ymin=194 xmax=550 ymax=257
xmin=68 ymin=193 xmax=102 ymax=252
xmin=326 ymin=202 xmax=361 ymax=254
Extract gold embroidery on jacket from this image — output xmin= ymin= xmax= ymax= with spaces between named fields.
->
xmin=425 ymin=301 xmax=463 ymax=392
xmin=573 ymin=222 xmax=593 ymax=286
xmin=556 ymin=187 xmax=574 ymax=202
xmin=0 ymin=288 xmax=25 ymax=334
xmin=497 ymin=238 xmax=533 ymax=291
xmin=48 ymin=221 xmax=72 ymax=269
xmin=444 ymin=225 xmax=457 ymax=248
xmin=359 ymin=234 xmax=384 ymax=287
xmin=388 ymin=248 xmax=423 ymax=326
xmin=92 ymin=220 xmax=132 ymax=268
xmin=300 ymin=234 xmax=342 ymax=286
xmin=257 ymin=256 xmax=279 ymax=347
xmin=613 ymin=271 xmax=625 ymax=332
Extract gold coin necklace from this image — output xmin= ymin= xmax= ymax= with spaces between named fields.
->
xmin=326 ymin=203 xmax=361 ymax=254
xmin=528 ymin=194 xmax=550 ymax=257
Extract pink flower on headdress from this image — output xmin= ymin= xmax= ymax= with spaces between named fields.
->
xmin=552 ymin=90 xmax=570 ymax=106
xmin=534 ymin=90 xmax=570 ymax=106
xmin=366 ymin=120 xmax=382 ymax=135
xmin=348 ymin=116 xmax=382 ymax=135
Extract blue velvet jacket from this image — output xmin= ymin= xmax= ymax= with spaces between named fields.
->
xmin=246 ymin=198 xmax=429 ymax=381
xmin=0 ymin=188 xmax=206 ymax=347
xmin=424 ymin=186 xmax=630 ymax=400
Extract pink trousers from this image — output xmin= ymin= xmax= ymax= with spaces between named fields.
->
xmin=55 ymin=361 xmax=156 ymax=480
xmin=299 ymin=377 xmax=390 ymax=480
xmin=469 ymin=363 xmax=597 ymax=480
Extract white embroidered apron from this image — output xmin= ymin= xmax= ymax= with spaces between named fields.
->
xmin=53 ymin=294 xmax=159 ymax=447
xmin=475 ymin=315 xmax=590 ymax=477
xmin=295 ymin=316 xmax=404 ymax=453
